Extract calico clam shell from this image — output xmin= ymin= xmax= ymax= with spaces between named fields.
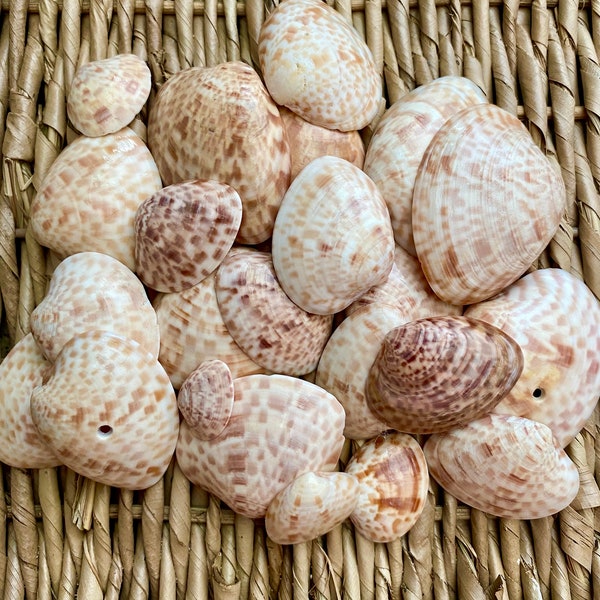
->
xmin=258 ymin=0 xmax=382 ymax=131
xmin=412 ymin=103 xmax=565 ymax=305
xmin=424 ymin=414 xmax=580 ymax=519
xmin=272 ymin=156 xmax=395 ymax=315
xmin=465 ymin=268 xmax=600 ymax=447
xmin=176 ymin=374 xmax=346 ymax=518
xmin=366 ymin=316 xmax=524 ymax=434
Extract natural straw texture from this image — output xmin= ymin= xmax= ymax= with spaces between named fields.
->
xmin=0 ymin=0 xmax=600 ymax=598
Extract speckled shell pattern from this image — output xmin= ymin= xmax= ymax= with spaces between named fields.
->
xmin=30 ymin=252 xmax=160 ymax=362
xmin=265 ymin=472 xmax=359 ymax=545
xmin=272 ymin=156 xmax=395 ymax=315
xmin=412 ymin=103 xmax=566 ymax=305
xmin=315 ymin=304 xmax=408 ymax=440
xmin=258 ymin=0 xmax=382 ymax=131
xmin=363 ymin=76 xmax=487 ymax=255
xmin=134 ymin=180 xmax=242 ymax=293
xmin=366 ymin=316 xmax=524 ymax=434
xmin=147 ymin=61 xmax=291 ymax=245
xmin=176 ymin=374 xmax=346 ymax=519
xmin=30 ymin=331 xmax=180 ymax=490
xmin=215 ymin=248 xmax=333 ymax=375
xmin=345 ymin=432 xmax=430 ymax=543
xmin=465 ymin=268 xmax=600 ymax=447
xmin=424 ymin=414 xmax=580 ymax=519
xmin=30 ymin=127 xmax=162 ymax=270
xmin=0 ymin=334 xmax=60 ymax=469
xmin=67 ymin=54 xmax=151 ymax=137
xmin=153 ymin=271 xmax=266 ymax=390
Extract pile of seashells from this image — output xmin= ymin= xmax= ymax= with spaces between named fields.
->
xmin=2 ymin=0 xmax=600 ymax=545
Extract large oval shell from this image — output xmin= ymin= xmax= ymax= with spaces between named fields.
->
xmin=424 ymin=414 xmax=580 ymax=519
xmin=412 ymin=103 xmax=565 ymax=305
xmin=367 ymin=316 xmax=523 ymax=434
xmin=258 ymin=0 xmax=381 ymax=131
xmin=176 ymin=374 xmax=346 ymax=518
xmin=465 ymin=268 xmax=600 ymax=447
xmin=272 ymin=156 xmax=395 ymax=315
xmin=345 ymin=432 xmax=429 ymax=543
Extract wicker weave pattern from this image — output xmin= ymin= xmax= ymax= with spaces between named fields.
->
xmin=0 ymin=0 xmax=599 ymax=598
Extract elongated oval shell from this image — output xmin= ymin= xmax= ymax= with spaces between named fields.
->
xmin=272 ymin=156 xmax=395 ymax=315
xmin=258 ymin=0 xmax=381 ymax=131
xmin=465 ymin=268 xmax=600 ymax=447
xmin=67 ymin=54 xmax=151 ymax=137
xmin=176 ymin=374 xmax=346 ymax=518
xmin=31 ymin=251 xmax=160 ymax=362
xmin=30 ymin=127 xmax=162 ymax=270
xmin=367 ymin=316 xmax=524 ymax=433
xmin=265 ymin=471 xmax=359 ymax=545
xmin=424 ymin=414 xmax=580 ymax=519
xmin=216 ymin=248 xmax=332 ymax=375
xmin=0 ymin=334 xmax=60 ymax=469
xmin=30 ymin=331 xmax=180 ymax=490
xmin=412 ymin=103 xmax=565 ymax=305
xmin=345 ymin=432 xmax=429 ymax=543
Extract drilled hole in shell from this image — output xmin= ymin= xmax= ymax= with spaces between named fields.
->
xmin=532 ymin=388 xmax=544 ymax=399
xmin=97 ymin=424 xmax=113 ymax=438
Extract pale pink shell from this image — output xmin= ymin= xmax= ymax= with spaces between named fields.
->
xmin=424 ymin=414 xmax=580 ymax=519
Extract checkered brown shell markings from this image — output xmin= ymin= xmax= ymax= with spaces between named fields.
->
xmin=366 ymin=316 xmax=523 ymax=434
xmin=30 ymin=127 xmax=162 ymax=270
xmin=30 ymin=252 xmax=160 ymax=363
xmin=315 ymin=304 xmax=409 ymax=440
xmin=363 ymin=76 xmax=487 ymax=256
xmin=272 ymin=156 xmax=395 ymax=315
xmin=0 ymin=334 xmax=60 ymax=469
xmin=30 ymin=330 xmax=180 ymax=490
xmin=258 ymin=0 xmax=381 ymax=131
xmin=67 ymin=54 xmax=151 ymax=137
xmin=147 ymin=61 xmax=291 ymax=245
xmin=265 ymin=472 xmax=359 ymax=545
xmin=424 ymin=414 xmax=580 ymax=519
xmin=215 ymin=248 xmax=333 ymax=375
xmin=278 ymin=107 xmax=365 ymax=180
xmin=412 ymin=103 xmax=565 ymax=305
xmin=176 ymin=374 xmax=346 ymax=518
xmin=153 ymin=271 xmax=266 ymax=390
xmin=465 ymin=268 xmax=600 ymax=447
xmin=177 ymin=359 xmax=234 ymax=441
xmin=345 ymin=432 xmax=429 ymax=543
xmin=135 ymin=180 xmax=242 ymax=293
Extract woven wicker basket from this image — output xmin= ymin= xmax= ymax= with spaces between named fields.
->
xmin=1 ymin=0 xmax=599 ymax=598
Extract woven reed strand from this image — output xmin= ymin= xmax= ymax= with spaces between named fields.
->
xmin=0 ymin=0 xmax=599 ymax=598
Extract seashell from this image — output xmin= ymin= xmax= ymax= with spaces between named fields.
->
xmin=345 ymin=432 xmax=429 ymax=543
xmin=30 ymin=127 xmax=162 ymax=270
xmin=215 ymin=248 xmax=333 ymax=375
xmin=147 ymin=61 xmax=291 ymax=244
xmin=465 ymin=268 xmax=600 ymax=447
xmin=0 ymin=334 xmax=60 ymax=469
xmin=424 ymin=414 xmax=580 ymax=519
xmin=176 ymin=373 xmax=346 ymax=518
xmin=412 ymin=103 xmax=565 ymax=305
xmin=363 ymin=76 xmax=487 ymax=255
xmin=278 ymin=106 xmax=365 ymax=179
xmin=272 ymin=156 xmax=395 ymax=315
xmin=30 ymin=330 xmax=180 ymax=490
xmin=30 ymin=252 xmax=159 ymax=362
xmin=67 ymin=54 xmax=152 ymax=137
xmin=366 ymin=316 xmax=523 ymax=434
xmin=265 ymin=471 xmax=359 ymax=545
xmin=258 ymin=0 xmax=382 ymax=131
xmin=134 ymin=180 xmax=242 ymax=293
xmin=177 ymin=359 xmax=234 ymax=441
xmin=153 ymin=270 xmax=266 ymax=389
xmin=315 ymin=303 xmax=409 ymax=439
